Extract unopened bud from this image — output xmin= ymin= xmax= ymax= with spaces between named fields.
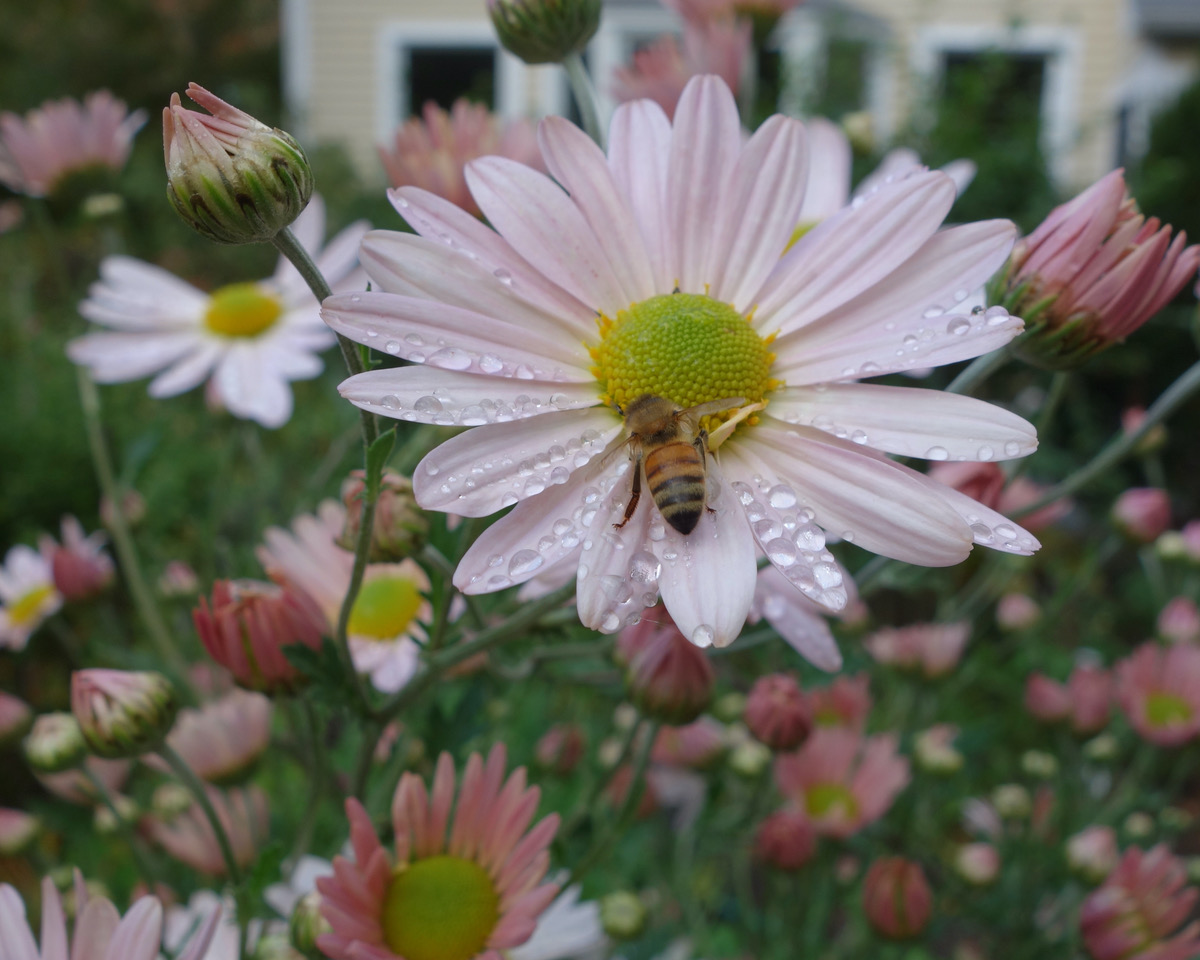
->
xmin=991 ymin=784 xmax=1032 ymax=819
xmin=152 ymin=782 xmax=194 ymax=818
xmin=954 ymin=843 xmax=1000 ymax=885
xmin=1021 ymin=750 xmax=1059 ymax=779
xmin=94 ymin=794 xmax=138 ymax=834
xmin=755 ymin=809 xmax=816 ymax=871
xmin=164 ymin=83 xmax=313 ymax=245
xmin=1123 ymin=811 xmax=1155 ymax=839
xmin=862 ymin=857 xmax=933 ymax=939
xmin=290 ymin=890 xmax=331 ymax=960
xmin=24 ymin=713 xmax=87 ymax=773
xmin=744 ymin=674 xmax=812 ymax=751
xmin=256 ymin=934 xmax=304 ymax=960
xmin=0 ymin=692 xmax=32 ymax=745
xmin=1083 ymin=732 xmax=1119 ymax=761
xmin=487 ymin=0 xmax=601 ymax=65
xmin=337 ymin=469 xmax=428 ymax=562
xmin=914 ymin=725 xmax=963 ymax=774
xmin=0 ymin=808 xmax=40 ymax=854
xmin=599 ymin=891 xmax=647 ymax=940
xmin=71 ymin=669 xmax=177 ymax=759
xmin=616 ymin=614 xmax=714 ymax=724
xmin=728 ymin=738 xmax=772 ymax=779
xmin=1066 ymin=825 xmax=1118 ymax=883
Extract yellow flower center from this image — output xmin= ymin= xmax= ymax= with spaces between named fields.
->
xmin=203 ymin=283 xmax=283 ymax=338
xmin=589 ymin=292 xmax=776 ymax=433
xmin=806 ymin=783 xmax=859 ymax=821
xmin=348 ymin=576 xmax=423 ymax=640
xmin=382 ymin=855 xmax=500 ymax=960
xmin=7 ymin=585 xmax=53 ymax=626
xmin=1146 ymin=692 xmax=1193 ymax=728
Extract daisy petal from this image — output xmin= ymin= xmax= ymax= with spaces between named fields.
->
xmin=454 ymin=459 xmax=610 ymax=595
xmin=413 ymin=409 xmax=622 ymax=517
xmin=466 ymin=157 xmax=627 ymax=314
xmin=321 ymin=292 xmax=592 ymax=380
xmin=755 ymin=171 xmax=957 ymax=338
xmin=709 ymin=115 xmax=809 ymax=311
xmin=769 ymin=384 xmax=1038 ymax=460
xmin=772 ymin=219 xmax=1020 ymax=383
xmin=607 ymin=99 xmax=674 ymax=291
xmin=213 ymin=346 xmax=294 ymax=428
xmin=797 ymin=118 xmax=851 ymax=223
xmin=538 ymin=116 xmax=657 ymax=303
xmin=753 ymin=566 xmax=844 ymax=672
xmin=737 ymin=422 xmax=974 ymax=566
xmin=66 ymin=331 xmax=199 ymax=383
xmin=652 ymin=463 xmax=757 ymax=648
xmin=339 ymin=367 xmax=600 ymax=425
xmin=669 ymin=75 xmax=742 ymax=293
xmin=575 ymin=461 xmax=663 ymax=634
xmin=147 ymin=340 xmax=223 ymax=397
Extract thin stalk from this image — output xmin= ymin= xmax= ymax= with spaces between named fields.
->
xmin=77 ymin=369 xmax=191 ymax=689
xmin=287 ymin=699 xmax=325 ymax=867
xmin=83 ymin=765 xmax=160 ymax=885
xmin=559 ymin=715 xmax=642 ymax=842
xmin=563 ymin=51 xmax=605 ymax=148
xmin=332 ymin=480 xmax=378 ymax=712
xmin=1007 ymin=369 xmax=1071 ymax=483
xmin=1015 ymin=357 xmax=1200 ymax=518
xmin=946 ymin=347 xmax=1010 ymax=396
xmin=157 ymin=743 xmax=243 ymax=885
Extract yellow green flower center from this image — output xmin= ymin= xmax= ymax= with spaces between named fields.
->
xmin=203 ymin=283 xmax=283 ymax=338
xmin=382 ymin=855 xmax=499 ymax=960
xmin=7 ymin=585 xmax=53 ymax=626
xmin=589 ymin=292 xmax=776 ymax=430
xmin=806 ymin=783 xmax=859 ymax=821
xmin=348 ymin=576 xmax=422 ymax=640
xmin=1146 ymin=692 xmax=1193 ymax=728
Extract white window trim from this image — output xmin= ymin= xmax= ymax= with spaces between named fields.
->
xmin=911 ymin=24 xmax=1083 ymax=184
xmin=280 ymin=0 xmax=312 ymax=141
xmin=374 ymin=20 xmax=530 ymax=146
xmin=588 ymin=5 xmax=681 ymax=119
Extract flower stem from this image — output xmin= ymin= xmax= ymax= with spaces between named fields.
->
xmin=76 ymin=368 xmax=192 ymax=691
xmin=82 ymin=764 xmax=161 ymax=885
xmin=946 ymin=347 xmax=1010 ymax=396
xmin=157 ymin=743 xmax=243 ymax=885
xmin=563 ymin=51 xmax=605 ymax=148
xmin=1015 ymin=357 xmax=1200 ymax=518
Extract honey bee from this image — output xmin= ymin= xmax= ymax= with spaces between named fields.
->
xmin=615 ymin=394 xmax=744 ymax=535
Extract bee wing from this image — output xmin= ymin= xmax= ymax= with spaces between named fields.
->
xmin=678 ymin=396 xmax=747 ymax=425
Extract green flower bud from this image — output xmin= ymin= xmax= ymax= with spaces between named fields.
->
xmin=290 ymin=891 xmax=332 ymax=960
xmin=337 ymin=469 xmax=429 ymax=562
xmin=24 ymin=712 xmax=87 ymax=773
xmin=163 ymin=83 xmax=313 ymax=244
xmin=71 ymin=669 xmax=177 ymax=759
xmin=487 ymin=0 xmax=600 ymax=65
xmin=600 ymin=890 xmax=647 ymax=940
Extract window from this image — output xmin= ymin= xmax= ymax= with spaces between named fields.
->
xmin=407 ymin=46 xmax=496 ymax=112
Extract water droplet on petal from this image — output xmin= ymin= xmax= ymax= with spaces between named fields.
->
xmin=926 ymin=446 xmax=949 ymax=461
xmin=947 ymin=317 xmax=971 ymax=336
xmin=384 ymin=341 xmax=401 ymax=355
xmin=691 ymin=624 xmax=715 ymax=647
xmin=922 ymin=306 xmax=945 ymax=319
xmin=766 ymin=537 xmax=798 ymax=567
xmin=509 ymin=550 xmax=544 ymax=577
xmin=413 ymin=395 xmax=443 ymax=414
xmin=977 ymin=445 xmax=994 ymax=461
xmin=629 ymin=551 xmax=661 ymax=583
xmin=767 ymin=485 xmax=797 ymax=509
xmin=479 ymin=355 xmax=504 ymax=374
xmin=428 ymin=348 xmax=473 ymax=371
xmin=1004 ymin=440 xmax=1022 ymax=457
xmin=493 ymin=268 xmax=513 ymax=284
xmin=601 ymin=613 xmax=621 ymax=632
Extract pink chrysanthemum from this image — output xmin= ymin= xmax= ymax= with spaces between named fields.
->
xmin=38 ymin=515 xmax=114 ymax=602
xmin=379 ymin=99 xmax=542 ymax=218
xmin=864 ymin=621 xmax=970 ymax=678
xmin=146 ymin=784 xmax=268 ymax=875
xmin=317 ymin=743 xmax=560 ymax=960
xmin=322 ymin=75 xmax=1040 ymax=649
xmin=774 ymin=727 xmax=909 ymax=838
xmin=807 ymin=674 xmax=872 ymax=731
xmin=1115 ymin=642 xmax=1200 ymax=747
xmin=150 ymin=689 xmax=273 ymax=782
xmin=0 ymin=91 xmax=146 ymax=197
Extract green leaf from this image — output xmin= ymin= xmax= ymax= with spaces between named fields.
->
xmin=365 ymin=428 xmax=397 ymax=499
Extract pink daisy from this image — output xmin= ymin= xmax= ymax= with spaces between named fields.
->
xmin=322 ymin=75 xmax=1039 ymax=649
xmin=1115 ymin=642 xmax=1200 ymax=747
xmin=145 ymin=784 xmax=268 ymax=876
xmin=774 ymin=727 xmax=909 ymax=838
xmin=317 ymin=743 xmax=560 ymax=960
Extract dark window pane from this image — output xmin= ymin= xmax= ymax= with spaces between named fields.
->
xmin=408 ymin=47 xmax=495 ymax=111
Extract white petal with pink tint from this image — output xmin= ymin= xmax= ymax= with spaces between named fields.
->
xmin=413 ymin=409 xmax=622 ymax=517
xmin=66 ymin=331 xmax=200 ymax=382
xmin=538 ymin=116 xmax=657 ymax=304
xmin=797 ymin=118 xmax=851 ymax=223
xmin=738 ymin=421 xmax=974 ymax=566
xmin=322 ymin=292 xmax=592 ymax=381
xmin=755 ymin=172 xmax=956 ymax=338
xmin=650 ymin=463 xmax=757 ymax=647
xmin=708 ymin=115 xmax=809 ymax=311
xmin=339 ymin=367 xmax=600 ymax=425
xmin=466 ymin=157 xmax=627 ymax=314
xmin=607 ymin=100 xmax=674 ymax=291
xmin=752 ymin=566 xmax=843 ymax=672
xmin=770 ymin=384 xmax=1037 ymax=460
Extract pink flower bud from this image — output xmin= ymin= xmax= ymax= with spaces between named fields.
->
xmin=71 ymin=669 xmax=177 ymax=758
xmin=865 ymin=622 xmax=970 ymax=678
xmin=1158 ymin=596 xmax=1200 ymax=645
xmin=1113 ymin=488 xmax=1171 ymax=543
xmin=1067 ymin=825 xmax=1119 ymax=884
xmin=39 ymin=516 xmax=113 ymax=602
xmin=1025 ymin=673 xmax=1072 ymax=722
xmin=862 ymin=857 xmax=933 ymax=939
xmin=651 ymin=717 xmax=726 ymax=769
xmin=755 ymin=809 xmax=817 ymax=871
xmin=158 ymin=560 xmax=199 ymax=597
xmin=193 ymin=579 xmax=327 ymax=695
xmin=806 ymin=674 xmax=872 ymax=731
xmin=744 ymin=674 xmax=812 ymax=751
xmin=0 ymin=808 xmax=39 ymax=854
xmin=0 ymin=691 xmax=32 ymax=744
xmin=955 ymin=843 xmax=1000 ymax=885
xmin=617 ymin=614 xmax=714 ymax=724
xmin=534 ymin=724 xmax=586 ymax=775
xmin=996 ymin=592 xmax=1041 ymax=631
xmin=336 ymin=468 xmax=428 ymax=563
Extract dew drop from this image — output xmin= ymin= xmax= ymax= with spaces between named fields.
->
xmin=493 ymin=268 xmax=513 ymax=285
xmin=691 ymin=624 xmax=715 ymax=647
xmin=479 ymin=355 xmax=504 ymax=374
xmin=629 ymin=551 xmax=662 ymax=584
xmin=413 ymin=395 xmax=443 ymax=414
xmin=380 ymin=395 xmax=402 ymax=411
xmin=550 ymin=467 xmax=570 ymax=485
xmin=515 ymin=364 xmax=535 ymax=380
xmin=488 ymin=554 xmax=504 ymax=568
xmin=384 ymin=341 xmax=401 ymax=355
xmin=794 ymin=525 xmax=825 ymax=551
xmin=767 ymin=484 xmax=797 ymax=509
xmin=1004 ymin=440 xmax=1022 ymax=457
xmin=460 ymin=404 xmax=488 ymax=426
xmin=601 ymin=613 xmax=621 ymax=632
xmin=428 ymin=348 xmax=473 ymax=371
xmin=925 ymin=446 xmax=949 ymax=461
xmin=922 ymin=306 xmax=945 ymax=319
xmin=405 ymin=333 xmax=424 ymax=346
xmin=424 ymin=461 xmax=439 ymax=476
xmin=851 ymin=430 xmax=868 ymax=445
xmin=753 ymin=518 xmax=783 ymax=541
xmin=500 ymin=493 xmax=519 ymax=508
xmin=509 ymin=550 xmax=544 ymax=577
xmin=970 ymin=522 xmax=993 ymax=542
xmin=553 ymin=519 xmax=573 ymax=536
xmin=994 ymin=523 xmax=1017 ymax=540
xmin=947 ymin=317 xmax=971 ymax=336
xmin=766 ymin=537 xmax=798 ymax=567
xmin=366 ymin=329 xmax=378 ymax=338
xmin=813 ymin=562 xmax=841 ymax=589
xmin=524 ymin=479 xmax=546 ymax=496
xmin=977 ymin=445 xmax=994 ymax=461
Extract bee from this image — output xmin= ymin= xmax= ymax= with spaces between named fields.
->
xmin=615 ymin=394 xmax=744 ymax=535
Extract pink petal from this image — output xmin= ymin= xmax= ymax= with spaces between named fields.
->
xmin=105 ymin=898 xmax=162 ymax=960
xmin=607 ymin=99 xmax=674 ymax=292
xmin=70 ymin=898 xmax=119 ymax=960
xmin=753 ymin=565 xmax=843 ymax=671
xmin=0 ymin=884 xmax=40 ymax=960
xmin=797 ymin=118 xmax=851 ymax=223
xmin=39 ymin=877 xmax=68 ymax=960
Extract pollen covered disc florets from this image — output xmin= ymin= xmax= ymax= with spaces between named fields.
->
xmin=203 ymin=283 xmax=283 ymax=338
xmin=590 ymin=292 xmax=776 ymax=423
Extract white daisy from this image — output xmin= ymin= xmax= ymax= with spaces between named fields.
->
xmin=509 ymin=884 xmax=607 ymax=960
xmin=322 ymin=75 xmax=1039 ymax=648
xmin=0 ymin=545 xmax=61 ymax=650
xmin=257 ymin=501 xmax=432 ymax=693
xmin=67 ymin=195 xmax=368 ymax=428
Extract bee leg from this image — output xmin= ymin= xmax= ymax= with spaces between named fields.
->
xmin=695 ymin=432 xmax=716 ymax=517
xmin=614 ymin=459 xmax=642 ymax=529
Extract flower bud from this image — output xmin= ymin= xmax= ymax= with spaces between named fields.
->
xmin=487 ymin=0 xmax=601 ymax=65
xmin=744 ymin=673 xmax=812 ymax=751
xmin=1113 ymin=488 xmax=1171 ymax=543
xmin=1124 ymin=811 xmax=1156 ymax=839
xmin=755 ymin=809 xmax=816 ymax=871
xmin=534 ymin=723 xmax=585 ymax=775
xmin=24 ymin=712 xmax=87 ymax=773
xmin=290 ymin=890 xmax=332 ymax=960
xmin=599 ymin=891 xmax=647 ymax=940
xmin=862 ymin=857 xmax=933 ymax=939
xmin=1021 ymin=749 xmax=1059 ymax=779
xmin=336 ymin=469 xmax=429 ymax=562
xmin=0 ymin=808 xmax=40 ymax=855
xmin=991 ymin=784 xmax=1032 ymax=819
xmin=0 ymin=692 xmax=32 ymax=745
xmin=159 ymin=560 xmax=200 ymax=597
xmin=94 ymin=794 xmax=138 ymax=834
xmin=152 ymin=782 xmax=194 ymax=818
xmin=193 ymin=579 xmax=327 ymax=694
xmin=256 ymin=935 xmax=304 ymax=960
xmin=616 ymin=614 xmax=714 ymax=724
xmin=1084 ymin=732 xmax=1119 ymax=761
xmin=1067 ymin=825 xmax=1119 ymax=884
xmin=163 ymin=82 xmax=313 ymax=245
xmin=71 ymin=669 xmax=177 ymax=758
xmin=996 ymin=592 xmax=1040 ymax=631
xmin=41 ymin=517 xmax=114 ymax=602
xmin=1158 ymin=596 xmax=1200 ymax=644
xmin=954 ymin=843 xmax=1000 ymax=885
xmin=728 ymin=737 xmax=772 ymax=779
xmin=913 ymin=724 xmax=963 ymax=774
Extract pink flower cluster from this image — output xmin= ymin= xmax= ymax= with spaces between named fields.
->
xmin=1025 ymin=663 xmax=1113 ymax=734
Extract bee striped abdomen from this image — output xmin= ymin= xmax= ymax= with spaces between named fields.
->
xmin=644 ymin=442 xmax=706 ymax=534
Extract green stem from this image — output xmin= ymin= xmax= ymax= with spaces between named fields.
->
xmin=76 ymin=368 xmax=192 ymax=690
xmin=946 ymin=347 xmax=1010 ymax=396
xmin=157 ymin=743 xmax=243 ymax=885
xmin=559 ymin=714 xmax=642 ymax=842
xmin=563 ymin=51 xmax=605 ymax=148
xmin=83 ymin=764 xmax=161 ymax=885
xmin=288 ymin=699 xmax=325 ymax=867
xmin=1015 ymin=357 xmax=1200 ymax=518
